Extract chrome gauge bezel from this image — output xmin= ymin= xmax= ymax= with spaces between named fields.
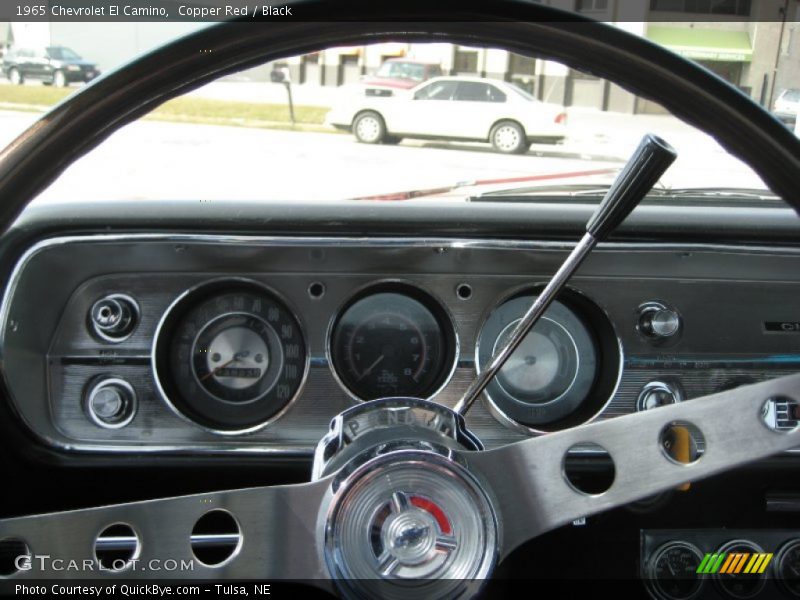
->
xmin=476 ymin=286 xmax=623 ymax=436
xmin=152 ymin=278 xmax=310 ymax=436
xmin=326 ymin=280 xmax=459 ymax=404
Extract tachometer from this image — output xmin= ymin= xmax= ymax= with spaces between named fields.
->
xmin=154 ymin=282 xmax=307 ymax=432
xmin=330 ymin=287 xmax=455 ymax=400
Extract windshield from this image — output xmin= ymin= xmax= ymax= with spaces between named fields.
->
xmin=0 ymin=21 xmax=791 ymax=205
xmin=46 ymin=46 xmax=81 ymax=60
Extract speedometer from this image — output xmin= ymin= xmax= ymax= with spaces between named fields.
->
xmin=154 ymin=282 xmax=307 ymax=432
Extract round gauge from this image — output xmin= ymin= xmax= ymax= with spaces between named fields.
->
xmin=714 ymin=540 xmax=767 ymax=599
xmin=647 ymin=541 xmax=705 ymax=600
xmin=476 ymin=294 xmax=598 ymax=429
xmin=154 ymin=284 xmax=307 ymax=431
xmin=330 ymin=289 xmax=455 ymax=400
xmin=775 ymin=539 xmax=800 ymax=598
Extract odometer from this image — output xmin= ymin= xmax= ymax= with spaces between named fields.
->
xmin=154 ymin=283 xmax=307 ymax=432
xmin=330 ymin=288 xmax=455 ymax=401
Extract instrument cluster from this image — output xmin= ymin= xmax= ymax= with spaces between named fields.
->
xmin=147 ymin=276 xmax=620 ymax=436
xmin=3 ymin=234 xmax=800 ymax=455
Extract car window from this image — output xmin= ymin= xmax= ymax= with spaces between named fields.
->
xmin=47 ymin=47 xmax=81 ymax=61
xmin=455 ymin=82 xmax=507 ymax=103
xmin=379 ymin=62 xmax=427 ymax=81
xmin=414 ymin=80 xmax=458 ymax=100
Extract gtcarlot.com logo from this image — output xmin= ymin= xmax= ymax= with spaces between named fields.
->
xmin=14 ymin=554 xmax=195 ymax=573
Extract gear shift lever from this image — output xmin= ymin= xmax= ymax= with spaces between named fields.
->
xmin=454 ymin=133 xmax=677 ymax=415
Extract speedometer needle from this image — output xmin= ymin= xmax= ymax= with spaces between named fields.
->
xmin=357 ymin=355 xmax=385 ymax=381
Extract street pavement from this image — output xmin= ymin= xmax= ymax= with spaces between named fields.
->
xmin=0 ymin=105 xmax=768 ymax=205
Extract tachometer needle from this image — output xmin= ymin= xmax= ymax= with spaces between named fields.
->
xmin=357 ymin=355 xmax=385 ymax=381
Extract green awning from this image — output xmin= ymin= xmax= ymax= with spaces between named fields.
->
xmin=647 ymin=26 xmax=752 ymax=62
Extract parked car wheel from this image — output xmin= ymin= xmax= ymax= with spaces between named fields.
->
xmin=8 ymin=68 xmax=23 ymax=85
xmin=353 ymin=111 xmax=386 ymax=144
xmin=53 ymin=70 xmax=68 ymax=88
xmin=490 ymin=120 xmax=527 ymax=154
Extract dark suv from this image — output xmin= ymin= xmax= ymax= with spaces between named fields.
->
xmin=2 ymin=45 xmax=99 ymax=87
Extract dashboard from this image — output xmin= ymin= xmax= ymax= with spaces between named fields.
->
xmin=3 ymin=229 xmax=800 ymax=456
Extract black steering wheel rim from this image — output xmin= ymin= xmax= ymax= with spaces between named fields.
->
xmin=0 ymin=0 xmax=798 ymax=234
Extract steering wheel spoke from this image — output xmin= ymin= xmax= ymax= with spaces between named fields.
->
xmin=465 ymin=373 xmax=800 ymax=559
xmin=0 ymin=478 xmax=333 ymax=583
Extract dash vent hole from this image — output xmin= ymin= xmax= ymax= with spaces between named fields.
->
xmin=95 ymin=523 xmax=139 ymax=571
xmin=761 ymin=396 xmax=800 ymax=434
xmin=563 ymin=443 xmax=615 ymax=495
xmin=191 ymin=510 xmax=241 ymax=567
xmin=0 ymin=538 xmax=30 ymax=576
xmin=659 ymin=421 xmax=704 ymax=465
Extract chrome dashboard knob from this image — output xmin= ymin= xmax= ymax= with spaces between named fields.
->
xmin=85 ymin=378 xmax=137 ymax=428
xmin=637 ymin=380 xmax=683 ymax=412
xmin=89 ymin=294 xmax=138 ymax=341
xmin=637 ymin=301 xmax=681 ymax=341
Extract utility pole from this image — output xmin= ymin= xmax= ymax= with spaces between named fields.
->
xmin=768 ymin=0 xmax=790 ymax=109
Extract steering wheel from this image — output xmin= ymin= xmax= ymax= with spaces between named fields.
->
xmin=1 ymin=3 xmax=799 ymax=598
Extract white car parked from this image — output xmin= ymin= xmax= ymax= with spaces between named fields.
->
xmin=325 ymin=76 xmax=568 ymax=154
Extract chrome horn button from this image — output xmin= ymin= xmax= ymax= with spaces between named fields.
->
xmin=323 ymin=451 xmax=496 ymax=599
xmin=375 ymin=491 xmax=456 ymax=578
xmin=315 ymin=397 xmax=496 ymax=598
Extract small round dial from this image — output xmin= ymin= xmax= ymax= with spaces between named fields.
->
xmin=714 ymin=540 xmax=767 ymax=599
xmin=331 ymin=289 xmax=454 ymax=400
xmin=155 ymin=284 xmax=306 ymax=431
xmin=477 ymin=295 xmax=598 ymax=429
xmin=648 ymin=541 xmax=705 ymax=600
xmin=776 ymin=539 xmax=800 ymax=597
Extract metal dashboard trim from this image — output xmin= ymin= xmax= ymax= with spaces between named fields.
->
xmin=2 ymin=232 xmax=800 ymax=457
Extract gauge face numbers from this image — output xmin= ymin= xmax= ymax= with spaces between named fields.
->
xmin=648 ymin=542 xmax=705 ymax=600
xmin=477 ymin=296 xmax=597 ymax=428
xmin=331 ymin=291 xmax=454 ymax=400
xmin=158 ymin=286 xmax=306 ymax=431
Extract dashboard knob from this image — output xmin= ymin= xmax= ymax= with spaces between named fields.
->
xmin=637 ymin=301 xmax=681 ymax=341
xmin=637 ymin=381 xmax=683 ymax=412
xmin=90 ymin=294 xmax=138 ymax=341
xmin=85 ymin=378 xmax=136 ymax=428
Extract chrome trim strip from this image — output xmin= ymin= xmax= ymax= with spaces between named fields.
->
xmin=1 ymin=232 xmax=799 ymax=456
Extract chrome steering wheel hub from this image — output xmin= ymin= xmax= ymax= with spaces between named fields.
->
xmin=315 ymin=398 xmax=497 ymax=599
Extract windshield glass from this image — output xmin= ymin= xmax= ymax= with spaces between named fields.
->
xmin=0 ymin=21 xmax=792 ymax=205
xmin=46 ymin=46 xmax=80 ymax=60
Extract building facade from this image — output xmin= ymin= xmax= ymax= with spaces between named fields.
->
xmin=2 ymin=0 xmax=798 ymax=113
